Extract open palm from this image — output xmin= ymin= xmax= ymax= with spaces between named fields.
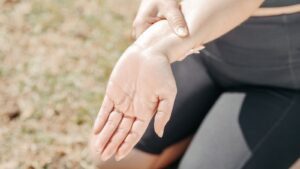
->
xmin=92 ymin=44 xmax=177 ymax=161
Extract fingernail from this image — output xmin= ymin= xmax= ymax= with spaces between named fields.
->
xmin=176 ymin=27 xmax=187 ymax=37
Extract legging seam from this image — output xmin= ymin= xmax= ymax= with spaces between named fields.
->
xmin=283 ymin=15 xmax=298 ymax=89
xmin=235 ymin=95 xmax=297 ymax=169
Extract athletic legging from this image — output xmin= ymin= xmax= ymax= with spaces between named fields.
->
xmin=134 ymin=13 xmax=300 ymax=168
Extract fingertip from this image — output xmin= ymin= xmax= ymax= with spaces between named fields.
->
xmin=92 ymin=125 xmax=99 ymax=135
xmin=93 ymin=119 xmax=101 ymax=134
xmin=154 ymin=111 xmax=167 ymax=138
xmin=101 ymin=149 xmax=114 ymax=161
xmin=115 ymin=151 xmax=128 ymax=161
xmin=115 ymin=151 xmax=124 ymax=161
xmin=154 ymin=121 xmax=163 ymax=138
xmin=93 ymin=112 xmax=103 ymax=134
xmin=101 ymin=154 xmax=110 ymax=161
xmin=157 ymin=129 xmax=164 ymax=138
xmin=175 ymin=26 xmax=188 ymax=37
xmin=96 ymin=139 xmax=105 ymax=154
xmin=155 ymin=122 xmax=165 ymax=138
xmin=115 ymin=142 xmax=131 ymax=161
xmin=115 ymin=155 xmax=122 ymax=161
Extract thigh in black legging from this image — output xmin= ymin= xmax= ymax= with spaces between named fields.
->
xmin=240 ymin=88 xmax=300 ymax=169
xmin=135 ymin=53 xmax=221 ymax=154
xmin=179 ymin=87 xmax=300 ymax=169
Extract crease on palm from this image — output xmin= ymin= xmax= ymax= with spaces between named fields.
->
xmin=92 ymin=46 xmax=176 ymax=161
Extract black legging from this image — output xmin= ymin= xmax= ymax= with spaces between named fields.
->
xmin=135 ymin=12 xmax=300 ymax=168
xmin=178 ymin=89 xmax=300 ymax=169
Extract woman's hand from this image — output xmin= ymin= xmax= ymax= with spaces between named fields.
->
xmin=91 ymin=0 xmax=264 ymax=162
xmin=132 ymin=0 xmax=188 ymax=39
xmin=92 ymin=44 xmax=177 ymax=161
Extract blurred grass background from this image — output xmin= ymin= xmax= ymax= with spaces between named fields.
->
xmin=0 ymin=0 xmax=138 ymax=168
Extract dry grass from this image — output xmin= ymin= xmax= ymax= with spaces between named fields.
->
xmin=0 ymin=0 xmax=138 ymax=168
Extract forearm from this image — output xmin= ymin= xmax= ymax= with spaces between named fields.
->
xmin=134 ymin=0 xmax=264 ymax=63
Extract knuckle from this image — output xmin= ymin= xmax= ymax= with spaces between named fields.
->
xmin=169 ymin=15 xmax=184 ymax=25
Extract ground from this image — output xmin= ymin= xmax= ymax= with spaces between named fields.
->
xmin=0 ymin=0 xmax=138 ymax=168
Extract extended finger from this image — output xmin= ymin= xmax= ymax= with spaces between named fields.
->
xmin=100 ymin=116 xmax=134 ymax=161
xmin=115 ymin=118 xmax=149 ymax=161
xmin=93 ymin=95 xmax=114 ymax=134
xmin=95 ymin=111 xmax=122 ymax=153
xmin=164 ymin=7 xmax=188 ymax=37
xmin=154 ymin=99 xmax=174 ymax=138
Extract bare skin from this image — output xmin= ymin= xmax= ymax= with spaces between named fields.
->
xmin=93 ymin=44 xmax=177 ymax=161
xmin=254 ymin=4 xmax=300 ymax=16
xmin=90 ymin=133 xmax=192 ymax=169
xmin=91 ymin=0 xmax=300 ymax=168
xmin=132 ymin=0 xmax=189 ymax=38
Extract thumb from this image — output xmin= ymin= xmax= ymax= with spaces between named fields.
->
xmin=154 ymin=99 xmax=173 ymax=137
xmin=165 ymin=8 xmax=188 ymax=37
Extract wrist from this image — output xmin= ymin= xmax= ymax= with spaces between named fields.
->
xmin=134 ymin=20 xmax=196 ymax=63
